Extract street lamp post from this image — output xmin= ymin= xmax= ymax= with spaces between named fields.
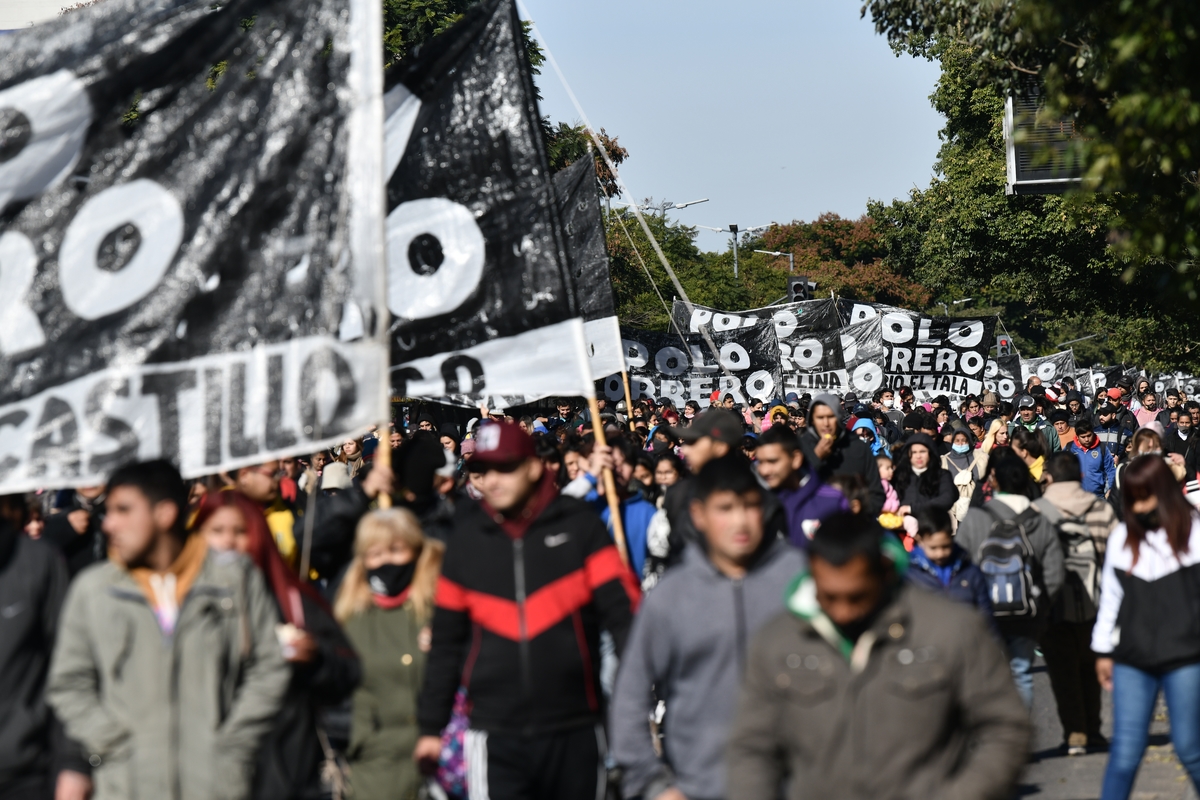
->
xmin=619 ymin=198 xmax=710 ymax=217
xmin=700 ymin=223 xmax=771 ymax=279
xmin=938 ymin=297 xmax=974 ymax=316
xmin=754 ymin=249 xmax=795 ymax=273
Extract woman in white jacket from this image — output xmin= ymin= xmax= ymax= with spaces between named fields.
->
xmin=1092 ymin=455 xmax=1200 ymax=800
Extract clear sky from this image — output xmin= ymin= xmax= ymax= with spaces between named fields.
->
xmin=522 ymin=0 xmax=944 ymax=254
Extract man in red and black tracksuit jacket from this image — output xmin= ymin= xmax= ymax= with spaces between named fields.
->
xmin=415 ymin=422 xmax=639 ymax=800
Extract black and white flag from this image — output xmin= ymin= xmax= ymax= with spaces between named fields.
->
xmin=837 ymin=300 xmax=908 ymax=326
xmin=672 ymin=297 xmax=841 ymax=336
xmin=985 ymin=355 xmax=1022 ymax=400
xmin=0 ymin=0 xmax=388 ymax=491
xmin=1091 ymin=366 xmax=1126 ymax=391
xmin=600 ymin=326 xmax=783 ymax=408
xmin=384 ymin=0 xmax=592 ymax=402
xmin=672 ymin=299 xmax=846 ymax=394
xmin=843 ymin=313 xmax=996 ymax=400
xmin=555 ymin=157 xmax=624 ymax=380
xmin=1021 ymin=351 xmax=1077 ymax=388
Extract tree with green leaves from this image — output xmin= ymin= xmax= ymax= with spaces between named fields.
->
xmin=861 ymin=0 xmax=1200 ymax=286
xmin=866 ymin=37 xmax=1200 ymax=369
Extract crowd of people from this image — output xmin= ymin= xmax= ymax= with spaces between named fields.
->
xmin=4 ymin=373 xmax=1200 ymax=800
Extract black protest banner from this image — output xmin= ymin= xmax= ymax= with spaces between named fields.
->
xmin=0 ymin=0 xmax=387 ymax=490
xmin=1075 ymin=370 xmax=1095 ymax=399
xmin=1091 ymin=366 xmax=1127 ymax=391
xmin=875 ymin=312 xmax=997 ymax=399
xmin=985 ymin=355 xmax=1022 ymax=400
xmin=672 ymin=299 xmax=847 ymax=394
xmin=384 ymin=0 xmax=591 ymax=401
xmin=672 ymin=297 xmax=841 ymax=336
xmin=600 ymin=327 xmax=783 ymax=407
xmin=836 ymin=299 xmax=907 ymax=326
xmin=839 ymin=317 xmax=888 ymax=396
xmin=554 ymin=157 xmax=624 ymax=380
xmin=1021 ymin=351 xmax=1077 ymax=388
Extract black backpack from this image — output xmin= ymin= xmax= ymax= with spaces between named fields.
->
xmin=977 ymin=506 xmax=1043 ymax=617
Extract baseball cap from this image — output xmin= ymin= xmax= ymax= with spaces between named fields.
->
xmin=1107 ymin=388 xmax=1123 ymax=401
xmin=669 ymin=408 xmax=744 ymax=445
xmin=1017 ymin=395 xmax=1036 ymax=409
xmin=468 ymin=422 xmax=536 ymax=467
xmin=844 ymin=392 xmax=859 ymax=405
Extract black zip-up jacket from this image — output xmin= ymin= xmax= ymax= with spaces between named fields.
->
xmin=417 ymin=492 xmax=639 ymax=737
xmin=252 ymin=590 xmax=360 ymax=800
xmin=799 ymin=427 xmax=886 ymax=517
xmin=0 ymin=526 xmax=88 ymax=786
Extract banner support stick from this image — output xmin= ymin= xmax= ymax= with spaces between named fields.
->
xmin=375 ymin=423 xmax=393 ymax=510
xmin=622 ymin=371 xmax=635 ymax=431
xmin=587 ymin=395 xmax=631 ymax=568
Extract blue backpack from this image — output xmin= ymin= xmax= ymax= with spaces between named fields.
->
xmin=977 ymin=506 xmax=1042 ymax=618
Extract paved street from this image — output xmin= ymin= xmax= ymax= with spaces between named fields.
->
xmin=1024 ymin=656 xmax=1197 ymax=800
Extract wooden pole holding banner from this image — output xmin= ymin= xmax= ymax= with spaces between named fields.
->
xmin=587 ymin=395 xmax=631 ymax=568
xmin=375 ymin=424 xmax=393 ymax=510
xmin=622 ymin=371 xmax=636 ymax=431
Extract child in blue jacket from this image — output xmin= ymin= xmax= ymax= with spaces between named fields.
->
xmin=908 ymin=507 xmax=995 ymax=628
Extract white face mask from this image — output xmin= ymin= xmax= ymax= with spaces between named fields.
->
xmin=882 ymin=398 xmax=894 ymax=408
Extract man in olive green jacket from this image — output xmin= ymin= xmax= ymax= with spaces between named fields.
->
xmin=727 ymin=513 xmax=1030 ymax=800
xmin=47 ymin=461 xmax=289 ymax=800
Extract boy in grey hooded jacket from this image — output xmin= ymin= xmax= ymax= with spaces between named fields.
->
xmin=610 ymin=455 xmax=805 ymax=800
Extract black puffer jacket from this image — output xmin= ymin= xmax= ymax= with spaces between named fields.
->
xmin=252 ymin=591 xmax=359 ymax=800
xmin=800 ymin=393 xmax=885 ymax=516
xmin=0 ymin=526 xmax=88 ymax=787
xmin=418 ymin=477 xmax=638 ymax=737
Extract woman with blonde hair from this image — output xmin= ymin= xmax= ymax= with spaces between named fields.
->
xmin=335 ymin=508 xmax=444 ymax=800
xmin=981 ymin=418 xmax=1010 ymax=454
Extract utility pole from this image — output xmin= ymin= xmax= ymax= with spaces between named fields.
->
xmin=729 ymin=224 xmax=739 ymax=279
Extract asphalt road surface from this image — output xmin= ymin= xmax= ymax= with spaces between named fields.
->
xmin=1023 ymin=655 xmax=1198 ymax=800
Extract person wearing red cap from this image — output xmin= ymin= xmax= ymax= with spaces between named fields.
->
xmin=413 ymin=422 xmax=639 ymax=800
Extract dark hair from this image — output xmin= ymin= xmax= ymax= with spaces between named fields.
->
xmin=654 ymin=451 xmax=687 ymax=482
xmin=988 ymin=448 xmax=1039 ymax=498
xmin=1045 ymin=451 xmax=1083 ymax=483
xmin=693 ymin=454 xmax=760 ymax=502
xmin=809 ymin=511 xmax=886 ymax=573
xmin=1010 ymin=426 xmax=1046 ymax=460
xmin=107 ymin=459 xmax=189 ymax=538
xmin=606 ymin=434 xmax=641 ymax=468
xmin=915 ymin=507 xmax=952 ymax=538
xmin=1073 ymin=416 xmax=1094 ymax=435
xmin=758 ymin=424 xmax=801 ymax=453
xmin=1122 ymin=455 xmax=1194 ymax=567
xmin=892 ymin=438 xmax=945 ymax=500
xmin=826 ymin=473 xmax=867 ymax=512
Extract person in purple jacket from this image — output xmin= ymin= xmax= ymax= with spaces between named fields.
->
xmin=755 ymin=425 xmax=850 ymax=547
xmin=907 ymin=507 xmax=996 ymax=628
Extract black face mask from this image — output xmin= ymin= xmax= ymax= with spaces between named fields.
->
xmin=367 ymin=562 xmax=416 ymax=597
xmin=1134 ymin=509 xmax=1162 ymax=532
